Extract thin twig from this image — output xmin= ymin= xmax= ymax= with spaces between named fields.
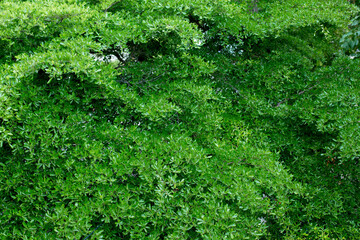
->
xmin=223 ymin=82 xmax=248 ymax=100
xmin=104 ymin=1 xmax=122 ymax=12
xmin=136 ymin=73 xmax=164 ymax=85
xmin=276 ymin=84 xmax=318 ymax=107
xmin=83 ymin=223 xmax=104 ymax=240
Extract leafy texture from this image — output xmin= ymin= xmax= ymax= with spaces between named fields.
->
xmin=0 ymin=0 xmax=359 ymax=239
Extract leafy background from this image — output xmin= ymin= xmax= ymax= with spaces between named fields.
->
xmin=0 ymin=0 xmax=359 ymax=239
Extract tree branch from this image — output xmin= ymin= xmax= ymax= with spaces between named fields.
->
xmin=276 ymin=84 xmax=318 ymax=107
xmin=104 ymin=1 xmax=122 ymax=12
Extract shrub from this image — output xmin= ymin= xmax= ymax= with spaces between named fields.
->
xmin=1 ymin=0 xmax=359 ymax=238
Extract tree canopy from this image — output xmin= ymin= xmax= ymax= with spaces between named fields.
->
xmin=0 ymin=0 xmax=359 ymax=239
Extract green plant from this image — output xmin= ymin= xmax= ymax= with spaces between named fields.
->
xmin=1 ymin=0 xmax=359 ymax=239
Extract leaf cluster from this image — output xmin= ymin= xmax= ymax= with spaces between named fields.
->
xmin=1 ymin=0 xmax=359 ymax=239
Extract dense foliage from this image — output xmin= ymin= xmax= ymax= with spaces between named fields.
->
xmin=1 ymin=0 xmax=359 ymax=239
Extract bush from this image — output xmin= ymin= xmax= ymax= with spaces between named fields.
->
xmin=1 ymin=0 xmax=359 ymax=238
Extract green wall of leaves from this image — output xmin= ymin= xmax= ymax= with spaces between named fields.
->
xmin=0 ymin=0 xmax=359 ymax=239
